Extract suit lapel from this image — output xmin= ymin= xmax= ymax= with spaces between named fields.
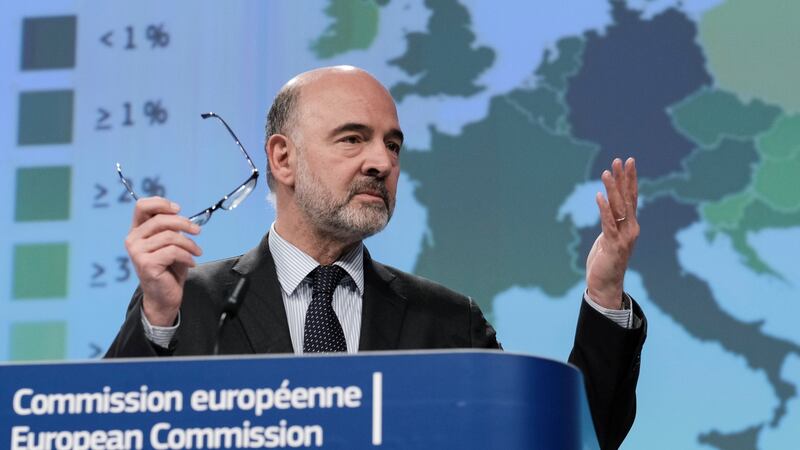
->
xmin=358 ymin=250 xmax=408 ymax=351
xmin=228 ymin=238 xmax=406 ymax=353
xmin=231 ymin=234 xmax=294 ymax=354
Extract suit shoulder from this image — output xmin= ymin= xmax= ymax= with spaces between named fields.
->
xmin=185 ymin=255 xmax=242 ymax=288
xmin=371 ymin=260 xmax=501 ymax=349
xmin=377 ymin=262 xmax=471 ymax=305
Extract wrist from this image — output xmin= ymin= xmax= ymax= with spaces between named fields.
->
xmin=142 ymin=297 xmax=179 ymax=327
xmin=586 ymin=287 xmax=624 ymax=310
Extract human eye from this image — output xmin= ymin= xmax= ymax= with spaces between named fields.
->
xmin=339 ymin=135 xmax=363 ymax=145
xmin=386 ymin=141 xmax=402 ymax=154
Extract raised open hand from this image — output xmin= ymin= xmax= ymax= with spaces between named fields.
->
xmin=586 ymin=157 xmax=640 ymax=309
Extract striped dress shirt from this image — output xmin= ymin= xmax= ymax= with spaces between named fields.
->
xmin=267 ymin=223 xmax=363 ymax=354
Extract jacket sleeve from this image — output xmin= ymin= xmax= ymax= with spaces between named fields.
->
xmin=569 ymin=296 xmax=647 ymax=450
xmin=468 ymin=297 xmax=503 ymax=349
xmin=104 ymin=286 xmax=175 ymax=358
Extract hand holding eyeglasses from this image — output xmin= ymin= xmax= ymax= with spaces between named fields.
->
xmin=117 ymin=113 xmax=258 ymax=326
xmin=125 ymin=197 xmax=202 ymax=326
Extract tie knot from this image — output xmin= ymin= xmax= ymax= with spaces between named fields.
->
xmin=311 ymin=265 xmax=347 ymax=298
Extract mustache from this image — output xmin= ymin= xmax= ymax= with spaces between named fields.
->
xmin=348 ymin=179 xmax=390 ymax=207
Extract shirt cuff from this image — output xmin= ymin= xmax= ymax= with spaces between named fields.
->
xmin=583 ymin=291 xmax=639 ymax=329
xmin=140 ymin=308 xmax=180 ymax=349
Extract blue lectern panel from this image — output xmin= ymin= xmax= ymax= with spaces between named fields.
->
xmin=1 ymin=350 xmax=599 ymax=449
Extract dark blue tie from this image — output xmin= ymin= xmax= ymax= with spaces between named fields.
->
xmin=303 ymin=265 xmax=348 ymax=353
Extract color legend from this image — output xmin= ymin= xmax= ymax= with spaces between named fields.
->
xmin=10 ymin=321 xmax=67 ymax=360
xmin=12 ymin=243 xmax=69 ymax=300
xmin=17 ymin=90 xmax=74 ymax=145
xmin=20 ymin=15 xmax=77 ymax=70
xmin=14 ymin=166 xmax=72 ymax=222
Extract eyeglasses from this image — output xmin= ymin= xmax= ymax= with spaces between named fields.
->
xmin=116 ymin=112 xmax=259 ymax=226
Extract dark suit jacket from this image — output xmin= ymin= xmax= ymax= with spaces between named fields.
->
xmin=106 ymin=233 xmax=646 ymax=450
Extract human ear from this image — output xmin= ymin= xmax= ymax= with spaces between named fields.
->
xmin=266 ymin=134 xmax=295 ymax=187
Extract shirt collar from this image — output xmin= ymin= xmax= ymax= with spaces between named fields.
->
xmin=268 ymin=222 xmax=365 ymax=296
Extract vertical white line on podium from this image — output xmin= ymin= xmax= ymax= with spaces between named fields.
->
xmin=372 ymin=371 xmax=383 ymax=445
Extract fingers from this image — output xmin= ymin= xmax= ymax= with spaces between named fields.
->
xmin=130 ymin=214 xmax=200 ymax=241
xmin=602 ymin=157 xmax=640 ymax=221
xmin=135 ymin=230 xmax=203 ymax=257
xmin=132 ymin=197 xmax=180 ymax=228
xmin=135 ymin=245 xmax=197 ymax=284
xmin=125 ymin=196 xmax=203 ymax=282
xmin=132 ymin=242 xmax=197 ymax=276
xmin=127 ymin=233 xmax=199 ymax=276
xmin=601 ymin=166 xmax=626 ymax=220
xmin=587 ymin=158 xmax=640 ymax=308
xmin=596 ymin=191 xmax=619 ymax=239
xmin=625 ymin=157 xmax=638 ymax=214
xmin=150 ymin=245 xmax=197 ymax=270
xmin=612 ymin=158 xmax=628 ymax=216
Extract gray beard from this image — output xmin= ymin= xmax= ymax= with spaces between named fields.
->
xmin=294 ymin=155 xmax=394 ymax=242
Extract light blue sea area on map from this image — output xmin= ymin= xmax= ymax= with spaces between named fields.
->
xmin=494 ymin=283 xmax=584 ymax=360
xmin=392 ymin=0 xmax=611 ymax=150
xmin=627 ymin=0 xmax=725 ymax=19
xmin=365 ymin=172 xmax=428 ymax=273
xmin=558 ymin=180 xmax=605 ymax=228
xmin=465 ymin=0 xmax=610 ymax=93
xmin=495 ymin=272 xmax=777 ymax=450
xmin=677 ymin=224 xmax=800 ymax=344
xmin=623 ymin=271 xmax=777 ymax=449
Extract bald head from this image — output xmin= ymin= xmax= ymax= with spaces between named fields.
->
xmin=287 ymin=65 xmax=383 ymax=89
xmin=265 ymin=66 xmax=396 ymax=189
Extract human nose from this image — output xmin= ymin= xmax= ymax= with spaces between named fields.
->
xmin=362 ymin=141 xmax=394 ymax=178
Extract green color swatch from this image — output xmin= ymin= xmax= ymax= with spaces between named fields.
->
xmin=10 ymin=322 xmax=67 ymax=361
xmin=13 ymin=243 xmax=69 ymax=299
xmin=18 ymin=90 xmax=74 ymax=145
xmin=21 ymin=15 xmax=77 ymax=70
xmin=15 ymin=166 xmax=71 ymax=222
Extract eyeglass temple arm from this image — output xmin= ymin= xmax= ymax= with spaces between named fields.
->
xmin=115 ymin=162 xmax=140 ymax=200
xmin=200 ymin=112 xmax=258 ymax=171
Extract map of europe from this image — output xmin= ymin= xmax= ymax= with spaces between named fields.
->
xmin=308 ymin=0 xmax=800 ymax=448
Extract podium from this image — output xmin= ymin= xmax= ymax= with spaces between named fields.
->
xmin=1 ymin=350 xmax=599 ymax=449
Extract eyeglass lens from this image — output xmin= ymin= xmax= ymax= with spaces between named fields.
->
xmin=221 ymin=177 xmax=257 ymax=210
xmin=189 ymin=211 xmax=212 ymax=226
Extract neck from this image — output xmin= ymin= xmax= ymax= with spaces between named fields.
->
xmin=273 ymin=214 xmax=360 ymax=266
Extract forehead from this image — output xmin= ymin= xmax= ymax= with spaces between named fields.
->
xmin=295 ymin=73 xmax=400 ymax=134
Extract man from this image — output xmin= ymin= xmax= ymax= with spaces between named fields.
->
xmin=107 ymin=66 xmax=646 ymax=449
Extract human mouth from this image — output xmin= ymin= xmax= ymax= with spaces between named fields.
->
xmin=353 ymin=192 xmax=386 ymax=204
xmin=349 ymin=180 xmax=391 ymax=209
xmin=351 ymin=187 xmax=389 ymax=210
